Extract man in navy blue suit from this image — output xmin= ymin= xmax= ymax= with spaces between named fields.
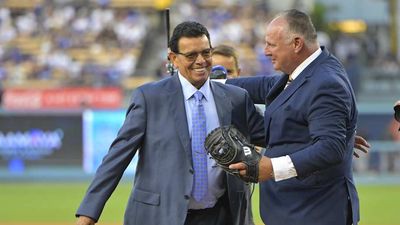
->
xmin=229 ymin=9 xmax=360 ymax=225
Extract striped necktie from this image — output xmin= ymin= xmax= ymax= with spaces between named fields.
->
xmin=285 ymin=76 xmax=293 ymax=89
xmin=191 ymin=91 xmax=208 ymax=201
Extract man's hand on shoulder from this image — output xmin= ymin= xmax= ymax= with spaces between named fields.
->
xmin=353 ymin=135 xmax=370 ymax=158
xmin=76 ymin=215 xmax=95 ymax=225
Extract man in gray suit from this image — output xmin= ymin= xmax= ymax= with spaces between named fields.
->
xmin=76 ymin=21 xmax=265 ymax=225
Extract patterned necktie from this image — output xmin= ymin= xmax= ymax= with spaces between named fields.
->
xmin=191 ymin=91 xmax=208 ymax=201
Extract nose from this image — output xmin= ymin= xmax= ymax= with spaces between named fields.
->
xmin=264 ymin=44 xmax=271 ymax=56
xmin=195 ymin=53 xmax=207 ymax=63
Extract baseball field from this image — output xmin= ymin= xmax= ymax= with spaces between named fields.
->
xmin=0 ymin=182 xmax=399 ymax=225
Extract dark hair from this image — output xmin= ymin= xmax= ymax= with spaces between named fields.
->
xmin=212 ymin=44 xmax=239 ymax=69
xmin=168 ymin=21 xmax=211 ymax=53
xmin=281 ymin=9 xmax=317 ymax=43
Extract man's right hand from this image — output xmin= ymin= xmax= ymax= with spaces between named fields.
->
xmin=76 ymin=215 xmax=95 ymax=225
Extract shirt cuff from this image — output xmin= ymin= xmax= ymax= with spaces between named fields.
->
xmin=271 ymin=155 xmax=298 ymax=181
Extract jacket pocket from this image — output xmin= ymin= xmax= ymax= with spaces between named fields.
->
xmin=132 ymin=188 xmax=160 ymax=206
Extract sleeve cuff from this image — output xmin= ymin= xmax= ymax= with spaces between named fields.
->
xmin=271 ymin=155 xmax=298 ymax=181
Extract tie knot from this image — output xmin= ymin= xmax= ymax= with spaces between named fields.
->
xmin=193 ymin=91 xmax=204 ymax=102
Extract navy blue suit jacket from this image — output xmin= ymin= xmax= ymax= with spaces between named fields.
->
xmin=228 ymin=47 xmax=359 ymax=225
xmin=76 ymin=74 xmax=265 ymax=225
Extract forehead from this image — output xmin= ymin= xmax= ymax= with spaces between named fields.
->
xmin=178 ymin=35 xmax=210 ymax=52
xmin=265 ymin=17 xmax=287 ymax=40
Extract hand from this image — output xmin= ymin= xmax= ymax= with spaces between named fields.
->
xmin=76 ymin=216 xmax=95 ymax=225
xmin=353 ymin=135 xmax=370 ymax=158
xmin=229 ymin=156 xmax=274 ymax=182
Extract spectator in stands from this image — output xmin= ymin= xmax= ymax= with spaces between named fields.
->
xmin=385 ymin=117 xmax=400 ymax=171
xmin=394 ymin=100 xmax=400 ymax=126
xmin=0 ymin=80 xmax=3 ymax=106
xmin=211 ymin=44 xmax=241 ymax=78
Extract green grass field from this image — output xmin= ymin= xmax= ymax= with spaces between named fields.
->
xmin=0 ymin=182 xmax=399 ymax=225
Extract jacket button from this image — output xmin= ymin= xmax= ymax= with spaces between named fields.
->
xmin=189 ymin=169 xmax=194 ymax=174
xmin=184 ymin=195 xmax=190 ymax=200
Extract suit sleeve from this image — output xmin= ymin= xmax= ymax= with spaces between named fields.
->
xmin=244 ymin=91 xmax=266 ymax=147
xmin=227 ymin=76 xmax=278 ymax=104
xmin=289 ymin=77 xmax=353 ymax=176
xmin=76 ymin=88 xmax=147 ymax=221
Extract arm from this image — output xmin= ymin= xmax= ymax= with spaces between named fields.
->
xmin=289 ymin=78 xmax=354 ymax=176
xmin=231 ymin=74 xmax=356 ymax=181
xmin=227 ymin=75 xmax=279 ymax=104
xmin=75 ymin=88 xmax=147 ymax=221
xmin=244 ymin=91 xmax=266 ymax=147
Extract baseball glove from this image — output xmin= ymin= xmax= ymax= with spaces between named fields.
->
xmin=204 ymin=125 xmax=261 ymax=183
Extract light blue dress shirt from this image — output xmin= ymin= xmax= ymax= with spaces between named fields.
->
xmin=178 ymin=73 xmax=225 ymax=209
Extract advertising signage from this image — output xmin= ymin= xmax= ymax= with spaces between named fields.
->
xmin=0 ymin=112 xmax=83 ymax=169
xmin=83 ymin=110 xmax=137 ymax=174
xmin=3 ymin=87 xmax=123 ymax=110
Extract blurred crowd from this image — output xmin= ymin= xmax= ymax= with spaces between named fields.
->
xmin=0 ymin=0 xmax=149 ymax=87
xmin=0 ymin=0 xmax=400 ymax=93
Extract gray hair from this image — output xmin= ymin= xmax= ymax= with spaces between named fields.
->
xmin=278 ymin=9 xmax=318 ymax=45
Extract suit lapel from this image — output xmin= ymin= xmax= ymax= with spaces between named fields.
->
xmin=265 ymin=74 xmax=289 ymax=105
xmin=266 ymin=75 xmax=308 ymax=114
xmin=167 ymin=75 xmax=192 ymax=164
xmin=266 ymin=47 xmax=329 ymax=115
xmin=210 ymin=81 xmax=232 ymax=127
xmin=264 ymin=48 xmax=329 ymax=143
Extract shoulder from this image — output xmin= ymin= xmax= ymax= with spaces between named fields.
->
xmin=315 ymin=62 xmax=349 ymax=89
xmin=128 ymin=76 xmax=174 ymax=102
xmin=211 ymin=80 xmax=249 ymax=95
xmin=137 ymin=76 xmax=172 ymax=92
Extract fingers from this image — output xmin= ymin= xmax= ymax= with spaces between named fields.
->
xmin=354 ymin=143 xmax=369 ymax=153
xmin=355 ymin=135 xmax=371 ymax=148
xmin=229 ymin=162 xmax=247 ymax=176
xmin=229 ymin=162 xmax=247 ymax=170
xmin=353 ymin=135 xmax=370 ymax=158
xmin=354 ymin=135 xmax=370 ymax=158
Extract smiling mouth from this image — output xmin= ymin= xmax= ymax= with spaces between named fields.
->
xmin=193 ymin=68 xmax=207 ymax=73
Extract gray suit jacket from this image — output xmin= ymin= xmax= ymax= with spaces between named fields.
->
xmin=76 ymin=74 xmax=265 ymax=225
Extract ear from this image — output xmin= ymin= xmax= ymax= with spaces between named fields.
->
xmin=168 ymin=51 xmax=179 ymax=68
xmin=293 ymin=37 xmax=304 ymax=53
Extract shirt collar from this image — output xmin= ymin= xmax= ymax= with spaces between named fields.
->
xmin=178 ymin=72 xmax=211 ymax=101
xmin=290 ymin=47 xmax=322 ymax=80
